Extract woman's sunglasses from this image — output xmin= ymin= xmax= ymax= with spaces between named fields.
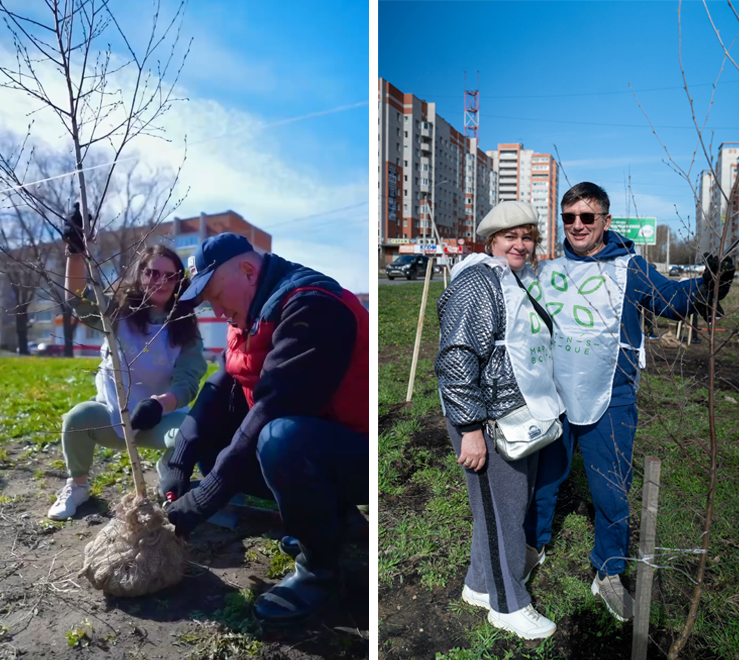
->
xmin=561 ymin=212 xmax=606 ymax=225
xmin=143 ymin=267 xmax=179 ymax=282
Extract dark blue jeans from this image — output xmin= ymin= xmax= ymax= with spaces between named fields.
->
xmin=257 ymin=417 xmax=369 ymax=566
xmin=524 ymin=405 xmax=637 ymax=576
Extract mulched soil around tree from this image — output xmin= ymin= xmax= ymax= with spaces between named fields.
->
xmin=0 ymin=450 xmax=368 ymax=660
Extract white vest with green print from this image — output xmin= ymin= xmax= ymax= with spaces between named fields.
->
xmin=496 ymin=260 xmax=564 ymax=422
xmin=538 ymin=254 xmax=642 ymax=425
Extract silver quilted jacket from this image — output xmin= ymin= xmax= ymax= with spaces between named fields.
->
xmin=435 ymin=261 xmax=525 ymax=428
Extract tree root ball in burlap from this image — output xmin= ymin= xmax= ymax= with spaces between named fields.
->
xmin=79 ymin=493 xmax=186 ymax=597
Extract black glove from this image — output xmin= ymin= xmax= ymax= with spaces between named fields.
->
xmin=62 ymin=202 xmax=86 ymax=254
xmin=702 ymin=253 xmax=736 ymax=300
xmin=158 ymin=462 xmax=191 ymax=501
xmin=130 ymin=398 xmax=163 ymax=431
xmin=166 ymin=489 xmax=206 ymax=539
xmin=695 ymin=254 xmax=736 ymax=322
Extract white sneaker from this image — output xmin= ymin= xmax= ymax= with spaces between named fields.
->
xmin=591 ymin=573 xmax=634 ymax=622
xmin=48 ymin=478 xmax=90 ymax=520
xmin=462 ymin=584 xmax=491 ymax=611
xmin=487 ymin=603 xmax=556 ymax=640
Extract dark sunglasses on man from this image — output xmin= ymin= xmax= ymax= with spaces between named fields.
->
xmin=561 ymin=212 xmax=608 ymax=225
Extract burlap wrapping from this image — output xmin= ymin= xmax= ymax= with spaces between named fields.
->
xmin=79 ymin=493 xmax=186 ymax=597
xmin=659 ymin=331 xmax=682 ymax=349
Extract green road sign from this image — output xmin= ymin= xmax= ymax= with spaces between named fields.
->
xmin=610 ymin=217 xmax=656 ymax=245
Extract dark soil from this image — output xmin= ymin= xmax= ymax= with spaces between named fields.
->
xmin=0 ymin=443 xmax=368 ymax=659
xmin=378 ymin=340 xmax=737 ymax=660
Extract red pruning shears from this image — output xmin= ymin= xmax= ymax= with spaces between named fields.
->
xmin=163 ymin=491 xmax=176 ymax=510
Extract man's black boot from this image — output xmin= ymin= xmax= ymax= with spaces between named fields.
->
xmin=255 ymin=553 xmax=338 ymax=625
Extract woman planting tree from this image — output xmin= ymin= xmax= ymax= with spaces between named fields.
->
xmin=48 ymin=203 xmax=208 ymax=521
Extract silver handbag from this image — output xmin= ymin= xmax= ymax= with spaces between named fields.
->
xmin=488 ymin=405 xmax=562 ymax=461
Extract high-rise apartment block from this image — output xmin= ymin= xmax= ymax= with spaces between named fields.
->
xmin=378 ymin=78 xmax=494 ymax=264
xmin=696 ymin=142 xmax=739 ymax=256
xmin=486 ymin=144 xmax=560 ymax=260
xmin=378 ymin=79 xmax=560 ymax=264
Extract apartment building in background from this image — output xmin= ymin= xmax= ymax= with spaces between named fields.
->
xmin=486 ymin=144 xmax=560 ymax=260
xmin=378 ymin=78 xmax=494 ymax=265
xmin=0 ymin=211 xmax=271 ymax=354
xmin=696 ymin=142 xmax=739 ymax=256
xmin=378 ymin=78 xmax=560 ymax=265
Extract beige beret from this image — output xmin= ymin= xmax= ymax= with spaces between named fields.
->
xmin=476 ymin=201 xmax=539 ymax=239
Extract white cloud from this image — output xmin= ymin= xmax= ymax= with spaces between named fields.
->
xmin=0 ymin=39 xmax=368 ymax=290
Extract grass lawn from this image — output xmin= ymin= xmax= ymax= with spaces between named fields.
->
xmin=378 ymin=280 xmax=739 ymax=660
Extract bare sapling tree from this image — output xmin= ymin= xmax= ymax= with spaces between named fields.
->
xmin=625 ymin=3 xmax=739 ymax=656
xmin=0 ymin=0 xmax=192 ymax=596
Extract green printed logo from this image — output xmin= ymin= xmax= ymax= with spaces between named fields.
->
xmin=577 ymin=276 xmax=606 ymax=295
xmin=527 ymin=281 xmax=543 ymax=301
xmin=530 ymin=312 xmax=541 ymax=334
xmin=546 ymin=302 xmax=564 ymax=316
xmin=573 ymin=305 xmax=594 ymax=328
xmin=551 ymin=271 xmax=568 ymax=292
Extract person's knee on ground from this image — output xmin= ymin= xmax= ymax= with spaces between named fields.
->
xmin=257 ymin=417 xmax=344 ymax=568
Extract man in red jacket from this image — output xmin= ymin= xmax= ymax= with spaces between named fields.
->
xmin=162 ymin=233 xmax=369 ymax=625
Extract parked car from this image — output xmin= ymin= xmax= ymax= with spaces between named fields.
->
xmin=36 ymin=343 xmax=65 ymax=356
xmin=16 ymin=342 xmax=39 ymax=355
xmin=385 ymin=255 xmax=434 ymax=280
xmin=668 ymin=266 xmax=684 ymax=276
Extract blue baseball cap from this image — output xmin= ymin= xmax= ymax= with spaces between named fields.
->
xmin=180 ymin=232 xmax=254 ymax=302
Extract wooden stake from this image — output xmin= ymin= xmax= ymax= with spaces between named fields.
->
xmin=632 ymin=455 xmax=662 ymax=660
xmin=406 ymin=257 xmax=434 ymax=403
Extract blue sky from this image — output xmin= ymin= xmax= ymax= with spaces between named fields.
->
xmin=0 ymin=0 xmax=369 ymax=291
xmin=379 ymin=0 xmax=739 ymax=242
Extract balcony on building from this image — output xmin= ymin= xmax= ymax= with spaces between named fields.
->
xmin=420 ymin=183 xmax=431 ymax=194
xmin=420 ymin=141 xmax=432 ymax=153
xmin=421 ymin=123 xmax=433 ymax=138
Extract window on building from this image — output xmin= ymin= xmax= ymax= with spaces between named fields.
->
xmin=404 ymin=145 xmax=408 ymax=153
xmin=404 ymin=131 xmax=408 ymax=138
xmin=404 ymin=175 xmax=408 ymax=182
xmin=396 ymin=142 xmax=400 ymax=152
xmin=404 ymin=160 xmax=408 ymax=167
xmin=396 ymin=127 xmax=400 ymax=136
xmin=396 ymin=112 xmax=400 ymax=121
xmin=404 ymin=115 xmax=409 ymax=124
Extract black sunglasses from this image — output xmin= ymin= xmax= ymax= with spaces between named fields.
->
xmin=561 ymin=212 xmax=606 ymax=225
xmin=143 ymin=267 xmax=179 ymax=282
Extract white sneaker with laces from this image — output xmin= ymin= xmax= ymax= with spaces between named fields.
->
xmin=462 ymin=584 xmax=490 ymax=611
xmin=487 ymin=603 xmax=556 ymax=640
xmin=47 ymin=478 xmax=90 ymax=520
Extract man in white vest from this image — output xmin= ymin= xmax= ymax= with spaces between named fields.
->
xmin=522 ymin=182 xmax=734 ymax=621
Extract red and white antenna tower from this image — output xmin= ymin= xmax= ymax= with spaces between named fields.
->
xmin=464 ymin=71 xmax=479 ymax=140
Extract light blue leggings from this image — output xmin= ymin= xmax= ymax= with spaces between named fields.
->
xmin=61 ymin=400 xmax=186 ymax=477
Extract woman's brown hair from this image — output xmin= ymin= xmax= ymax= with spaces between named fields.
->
xmin=116 ymin=245 xmax=200 ymax=348
xmin=485 ymin=223 xmax=542 ymax=265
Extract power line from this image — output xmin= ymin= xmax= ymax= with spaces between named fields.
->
xmin=479 ymin=113 xmax=738 ymax=130
xmin=265 ymin=202 xmax=369 ymax=229
xmin=413 ymin=79 xmax=739 ymax=101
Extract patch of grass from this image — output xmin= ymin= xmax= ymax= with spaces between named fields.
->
xmin=66 ymin=618 xmax=93 ymax=648
xmin=176 ymin=622 xmax=262 ymax=660
xmin=261 ymin=539 xmax=295 ymax=578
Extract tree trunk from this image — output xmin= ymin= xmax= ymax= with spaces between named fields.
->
xmin=62 ymin=303 xmax=77 ymax=357
xmin=15 ymin=305 xmax=29 ymax=355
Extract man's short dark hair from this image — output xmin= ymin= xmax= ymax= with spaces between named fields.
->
xmin=561 ymin=182 xmax=610 ymax=215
